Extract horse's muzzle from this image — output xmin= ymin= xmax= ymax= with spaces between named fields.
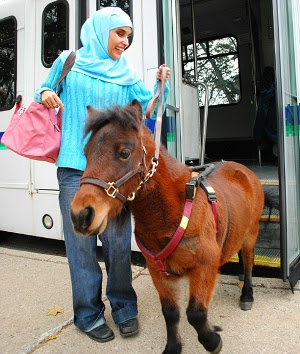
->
xmin=70 ymin=206 xmax=95 ymax=236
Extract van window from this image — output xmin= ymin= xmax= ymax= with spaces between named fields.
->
xmin=96 ymin=1 xmax=133 ymax=46
xmin=42 ymin=0 xmax=69 ymax=67
xmin=182 ymin=36 xmax=241 ymax=106
xmin=96 ymin=0 xmax=131 ymax=15
xmin=0 ymin=17 xmax=17 ymax=111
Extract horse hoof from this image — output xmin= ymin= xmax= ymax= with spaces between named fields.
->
xmin=240 ymin=300 xmax=253 ymax=311
xmin=209 ymin=338 xmax=223 ymax=354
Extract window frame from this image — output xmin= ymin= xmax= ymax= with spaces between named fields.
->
xmin=0 ymin=15 xmax=17 ymax=112
xmin=96 ymin=0 xmax=133 ymax=48
xmin=41 ymin=0 xmax=70 ymax=68
xmin=96 ymin=0 xmax=133 ymax=18
xmin=182 ymin=34 xmax=242 ymax=107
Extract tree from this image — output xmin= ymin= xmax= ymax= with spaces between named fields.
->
xmin=183 ymin=36 xmax=240 ymax=106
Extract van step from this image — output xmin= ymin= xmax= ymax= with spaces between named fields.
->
xmin=255 ymin=174 xmax=279 ymax=266
xmin=260 ymin=178 xmax=279 ymax=186
xmin=228 ymin=165 xmax=281 ymax=269
xmin=259 ymin=177 xmax=280 ymax=223
xmin=231 ymin=249 xmax=280 ymax=268
xmin=260 ymin=214 xmax=280 ymax=223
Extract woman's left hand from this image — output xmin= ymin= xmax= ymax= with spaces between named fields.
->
xmin=157 ymin=64 xmax=171 ymax=81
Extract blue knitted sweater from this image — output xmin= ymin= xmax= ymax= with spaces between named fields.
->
xmin=34 ymin=51 xmax=169 ymax=171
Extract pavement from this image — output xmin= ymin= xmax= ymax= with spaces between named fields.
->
xmin=1 ymin=234 xmax=300 ymax=354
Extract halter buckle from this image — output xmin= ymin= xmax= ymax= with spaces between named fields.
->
xmin=127 ymin=192 xmax=136 ymax=201
xmin=105 ymin=182 xmax=118 ymax=198
xmin=149 ymin=158 xmax=158 ymax=178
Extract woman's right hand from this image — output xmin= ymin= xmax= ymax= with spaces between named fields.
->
xmin=157 ymin=64 xmax=170 ymax=81
xmin=41 ymin=90 xmax=64 ymax=112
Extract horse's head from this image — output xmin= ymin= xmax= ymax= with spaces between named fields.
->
xmin=70 ymin=99 xmax=154 ymax=236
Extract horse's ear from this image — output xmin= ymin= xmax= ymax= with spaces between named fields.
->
xmin=128 ymin=99 xmax=143 ymax=124
xmin=86 ymin=105 xmax=99 ymax=118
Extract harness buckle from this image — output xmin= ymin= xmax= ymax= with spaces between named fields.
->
xmin=200 ymin=180 xmax=217 ymax=202
xmin=207 ymin=193 xmax=217 ymax=202
xmin=105 ymin=182 xmax=118 ymax=198
xmin=186 ymin=180 xmax=196 ymax=200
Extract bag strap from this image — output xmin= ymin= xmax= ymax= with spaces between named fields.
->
xmin=53 ymin=51 xmax=76 ymax=90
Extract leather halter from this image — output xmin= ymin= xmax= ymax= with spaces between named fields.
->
xmin=80 ymin=166 xmax=143 ymax=203
xmin=80 ymin=144 xmax=160 ymax=203
xmin=79 ymin=68 xmax=167 ymax=200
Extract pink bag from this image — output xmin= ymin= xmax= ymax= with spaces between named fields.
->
xmin=1 ymin=51 xmax=75 ymax=163
xmin=1 ymin=103 xmax=61 ymax=163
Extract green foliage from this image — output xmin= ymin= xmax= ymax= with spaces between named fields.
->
xmin=183 ymin=36 xmax=240 ymax=106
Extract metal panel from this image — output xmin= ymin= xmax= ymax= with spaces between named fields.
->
xmin=181 ymin=83 xmax=200 ymax=164
xmin=273 ymin=0 xmax=300 ymax=287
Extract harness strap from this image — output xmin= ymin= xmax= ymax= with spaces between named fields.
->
xmin=189 ymin=162 xmax=224 ymax=229
xmin=135 ymin=198 xmax=193 ymax=277
xmin=80 ymin=166 xmax=142 ymax=203
xmin=200 ymin=179 xmax=218 ymax=227
xmin=136 ymin=162 xmax=222 ymax=278
xmin=113 ymin=167 xmax=142 ymax=188
xmin=211 ymin=200 xmax=218 ymax=229
xmin=222 ymin=201 xmax=231 ymax=250
xmin=80 ymin=177 xmax=127 ymax=203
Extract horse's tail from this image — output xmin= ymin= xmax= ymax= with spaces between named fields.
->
xmin=263 ymin=185 xmax=280 ymax=216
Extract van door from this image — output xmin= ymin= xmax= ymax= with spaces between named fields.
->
xmin=26 ymin=0 xmax=78 ymax=239
xmin=273 ymin=0 xmax=300 ymax=290
xmin=0 ymin=0 xmax=33 ymax=235
xmin=180 ymin=0 xmax=256 ymax=141
xmin=33 ymin=0 xmax=77 ymax=191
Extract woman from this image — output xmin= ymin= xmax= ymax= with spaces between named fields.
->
xmin=34 ymin=7 xmax=170 ymax=343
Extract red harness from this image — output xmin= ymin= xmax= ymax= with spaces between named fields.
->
xmin=135 ymin=198 xmax=194 ymax=277
xmin=135 ymin=163 xmax=220 ymax=277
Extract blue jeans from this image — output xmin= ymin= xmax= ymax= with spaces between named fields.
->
xmin=57 ymin=167 xmax=138 ymax=331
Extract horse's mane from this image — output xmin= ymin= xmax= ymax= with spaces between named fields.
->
xmin=84 ymin=104 xmax=140 ymax=138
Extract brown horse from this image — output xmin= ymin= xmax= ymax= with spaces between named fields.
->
xmin=70 ymin=100 xmax=264 ymax=354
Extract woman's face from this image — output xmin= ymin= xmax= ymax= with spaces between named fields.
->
xmin=108 ymin=26 xmax=132 ymax=60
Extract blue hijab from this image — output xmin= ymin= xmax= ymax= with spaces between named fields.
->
xmin=72 ymin=7 xmax=140 ymax=85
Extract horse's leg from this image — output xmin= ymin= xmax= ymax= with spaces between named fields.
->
xmin=239 ymin=239 xmax=256 ymax=311
xmin=238 ymin=250 xmax=244 ymax=281
xmin=148 ymin=267 xmax=182 ymax=354
xmin=186 ymin=266 xmax=222 ymax=353
xmin=161 ymin=297 xmax=182 ymax=354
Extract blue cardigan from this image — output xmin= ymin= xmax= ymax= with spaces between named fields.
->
xmin=35 ymin=51 xmax=169 ymax=171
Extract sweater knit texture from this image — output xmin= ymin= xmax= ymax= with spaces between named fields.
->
xmin=35 ymin=51 xmax=169 ymax=171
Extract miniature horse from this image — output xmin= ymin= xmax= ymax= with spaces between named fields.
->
xmin=70 ymin=100 xmax=264 ymax=354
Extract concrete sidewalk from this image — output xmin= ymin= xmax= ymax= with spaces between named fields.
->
xmin=1 ymin=238 xmax=300 ymax=354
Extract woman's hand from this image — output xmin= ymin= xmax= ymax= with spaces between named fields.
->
xmin=41 ymin=90 xmax=64 ymax=112
xmin=157 ymin=64 xmax=171 ymax=81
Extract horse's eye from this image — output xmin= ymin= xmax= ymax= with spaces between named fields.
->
xmin=119 ymin=148 xmax=131 ymax=160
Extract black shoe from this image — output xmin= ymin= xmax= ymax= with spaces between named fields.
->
xmin=119 ymin=318 xmax=139 ymax=337
xmin=86 ymin=323 xmax=115 ymax=343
